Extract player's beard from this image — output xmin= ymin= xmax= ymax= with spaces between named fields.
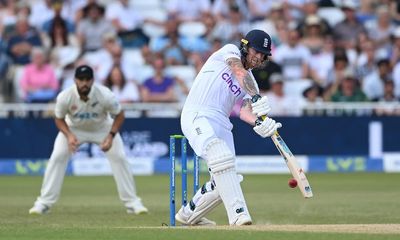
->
xmin=78 ymin=86 xmax=91 ymax=96
xmin=248 ymin=57 xmax=262 ymax=69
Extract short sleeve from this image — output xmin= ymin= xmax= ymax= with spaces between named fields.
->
xmin=54 ymin=92 xmax=68 ymax=119
xmin=103 ymin=88 xmax=122 ymax=115
xmin=221 ymin=44 xmax=241 ymax=62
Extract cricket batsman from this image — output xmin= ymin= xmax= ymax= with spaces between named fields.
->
xmin=29 ymin=65 xmax=148 ymax=215
xmin=176 ymin=29 xmax=282 ymax=226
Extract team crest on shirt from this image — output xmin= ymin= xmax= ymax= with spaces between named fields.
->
xmin=263 ymin=38 xmax=269 ymax=48
xmin=71 ymin=105 xmax=77 ymax=111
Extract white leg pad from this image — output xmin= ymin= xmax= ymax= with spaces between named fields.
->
xmin=204 ymin=138 xmax=252 ymax=225
xmin=204 ymin=138 xmax=235 ymax=173
xmin=186 ymin=181 xmax=222 ymax=224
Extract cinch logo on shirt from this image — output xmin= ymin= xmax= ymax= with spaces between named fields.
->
xmin=221 ymin=73 xmax=241 ymax=96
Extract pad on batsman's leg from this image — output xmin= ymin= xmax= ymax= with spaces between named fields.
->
xmin=204 ymin=138 xmax=252 ymax=225
xmin=176 ymin=180 xmax=221 ymax=225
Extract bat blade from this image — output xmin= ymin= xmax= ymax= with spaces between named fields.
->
xmin=271 ymin=132 xmax=313 ymax=198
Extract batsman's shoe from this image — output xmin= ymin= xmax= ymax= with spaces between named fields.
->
xmin=175 ymin=207 xmax=216 ymax=226
xmin=29 ymin=203 xmax=50 ymax=215
xmin=126 ymin=199 xmax=148 ymax=215
xmin=232 ymin=213 xmax=252 ymax=226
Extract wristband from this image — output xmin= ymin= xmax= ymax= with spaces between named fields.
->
xmin=109 ymin=131 xmax=116 ymax=138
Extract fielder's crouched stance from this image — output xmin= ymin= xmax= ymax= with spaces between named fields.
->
xmin=176 ymin=30 xmax=282 ymax=226
xmin=29 ymin=65 xmax=148 ymax=215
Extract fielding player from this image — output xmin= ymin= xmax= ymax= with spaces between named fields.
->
xmin=176 ymin=30 xmax=281 ymax=226
xmin=29 ymin=65 xmax=148 ymax=215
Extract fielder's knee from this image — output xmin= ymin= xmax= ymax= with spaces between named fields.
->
xmin=204 ymin=138 xmax=235 ymax=175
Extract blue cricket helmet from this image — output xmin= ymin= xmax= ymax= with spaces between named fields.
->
xmin=241 ymin=30 xmax=272 ymax=56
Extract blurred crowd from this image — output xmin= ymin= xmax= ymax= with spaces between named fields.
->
xmin=1 ymin=0 xmax=400 ymax=116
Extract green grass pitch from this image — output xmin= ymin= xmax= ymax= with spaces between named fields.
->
xmin=0 ymin=173 xmax=399 ymax=239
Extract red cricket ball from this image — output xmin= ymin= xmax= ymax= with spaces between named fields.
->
xmin=288 ymin=178 xmax=298 ymax=188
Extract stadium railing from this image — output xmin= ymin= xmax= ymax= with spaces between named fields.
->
xmin=0 ymin=102 xmax=399 ymax=118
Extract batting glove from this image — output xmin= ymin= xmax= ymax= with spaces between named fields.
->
xmin=253 ymin=117 xmax=282 ymax=138
xmin=251 ymin=95 xmax=271 ymax=117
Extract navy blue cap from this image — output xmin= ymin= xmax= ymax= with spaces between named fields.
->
xmin=75 ymin=65 xmax=94 ymax=79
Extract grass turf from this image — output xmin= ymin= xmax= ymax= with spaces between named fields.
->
xmin=0 ymin=173 xmax=399 ymax=239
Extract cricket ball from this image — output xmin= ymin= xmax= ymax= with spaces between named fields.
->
xmin=288 ymin=178 xmax=297 ymax=188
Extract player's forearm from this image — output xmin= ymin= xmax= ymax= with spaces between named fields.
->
xmin=110 ymin=111 xmax=125 ymax=134
xmin=227 ymin=58 xmax=259 ymax=96
xmin=239 ymin=99 xmax=258 ymax=126
xmin=55 ymin=118 xmax=72 ymax=137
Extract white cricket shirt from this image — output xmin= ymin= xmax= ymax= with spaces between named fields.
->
xmin=55 ymin=84 xmax=121 ymax=131
xmin=182 ymin=44 xmax=256 ymax=128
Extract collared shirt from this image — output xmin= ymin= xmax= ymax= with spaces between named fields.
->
xmin=55 ymin=84 xmax=121 ymax=131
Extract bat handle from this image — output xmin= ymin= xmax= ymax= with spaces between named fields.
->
xmin=251 ymin=94 xmax=278 ymax=135
xmin=251 ymin=94 xmax=267 ymax=126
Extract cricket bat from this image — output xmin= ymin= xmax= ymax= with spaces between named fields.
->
xmin=251 ymin=94 xmax=313 ymax=198
xmin=270 ymin=131 xmax=313 ymax=198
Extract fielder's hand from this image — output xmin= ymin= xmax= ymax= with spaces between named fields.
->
xmin=253 ymin=117 xmax=282 ymax=138
xmin=251 ymin=95 xmax=271 ymax=117
xmin=67 ymin=133 xmax=79 ymax=153
xmin=100 ymin=134 xmax=113 ymax=152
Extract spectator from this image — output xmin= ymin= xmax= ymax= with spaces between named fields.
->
xmin=392 ymin=58 xmax=400 ymax=97
xmin=83 ymin=32 xmax=122 ymax=83
xmin=303 ymin=83 xmax=323 ymax=103
xmin=247 ymin=0 xmax=273 ymax=22
xmin=1 ymin=1 xmax=31 ymax=41
xmin=389 ymin=0 xmax=400 ymax=25
xmin=140 ymin=56 xmax=177 ymax=103
xmin=0 ymin=0 xmax=18 ymax=35
xmin=301 ymin=83 xmax=325 ymax=116
xmin=326 ymin=49 xmax=351 ymax=90
xmin=212 ymin=0 xmax=249 ymax=21
xmin=301 ymin=15 xmax=326 ymax=55
xmin=284 ymin=0 xmax=309 ymax=22
xmin=48 ymin=15 xmax=75 ymax=48
xmin=327 ymin=70 xmax=368 ymax=102
xmin=389 ymin=26 xmax=400 ymax=68
xmin=167 ymin=0 xmax=211 ymax=22
xmin=20 ymin=47 xmax=59 ymax=103
xmin=47 ymin=14 xmax=80 ymax=82
xmin=309 ymin=36 xmax=335 ymax=87
xmin=210 ymin=5 xmax=251 ymax=46
xmin=357 ymin=0 xmax=377 ymax=24
xmin=105 ymin=0 xmax=148 ymax=48
xmin=296 ymin=0 xmax=332 ymax=36
xmin=251 ymin=1 xmax=286 ymax=47
xmin=264 ymin=73 xmax=303 ymax=116
xmin=104 ymin=65 xmax=141 ymax=103
xmin=365 ymin=5 xmax=396 ymax=52
xmin=42 ymin=1 xmax=75 ymax=34
xmin=355 ymin=39 xmax=378 ymax=81
xmin=273 ymin=28 xmax=312 ymax=81
xmin=362 ymin=59 xmax=393 ymax=100
xmin=60 ymin=0 xmax=88 ymax=25
xmin=333 ymin=0 xmax=367 ymax=49
xmin=6 ymin=14 xmax=42 ymax=65
xmin=374 ymin=80 xmax=400 ymax=116
xmin=77 ymin=2 xmax=115 ymax=52
xmin=150 ymin=19 xmax=188 ymax=65
xmin=29 ymin=0 xmax=55 ymax=31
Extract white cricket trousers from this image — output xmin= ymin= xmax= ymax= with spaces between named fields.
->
xmin=34 ymin=126 xmax=139 ymax=208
